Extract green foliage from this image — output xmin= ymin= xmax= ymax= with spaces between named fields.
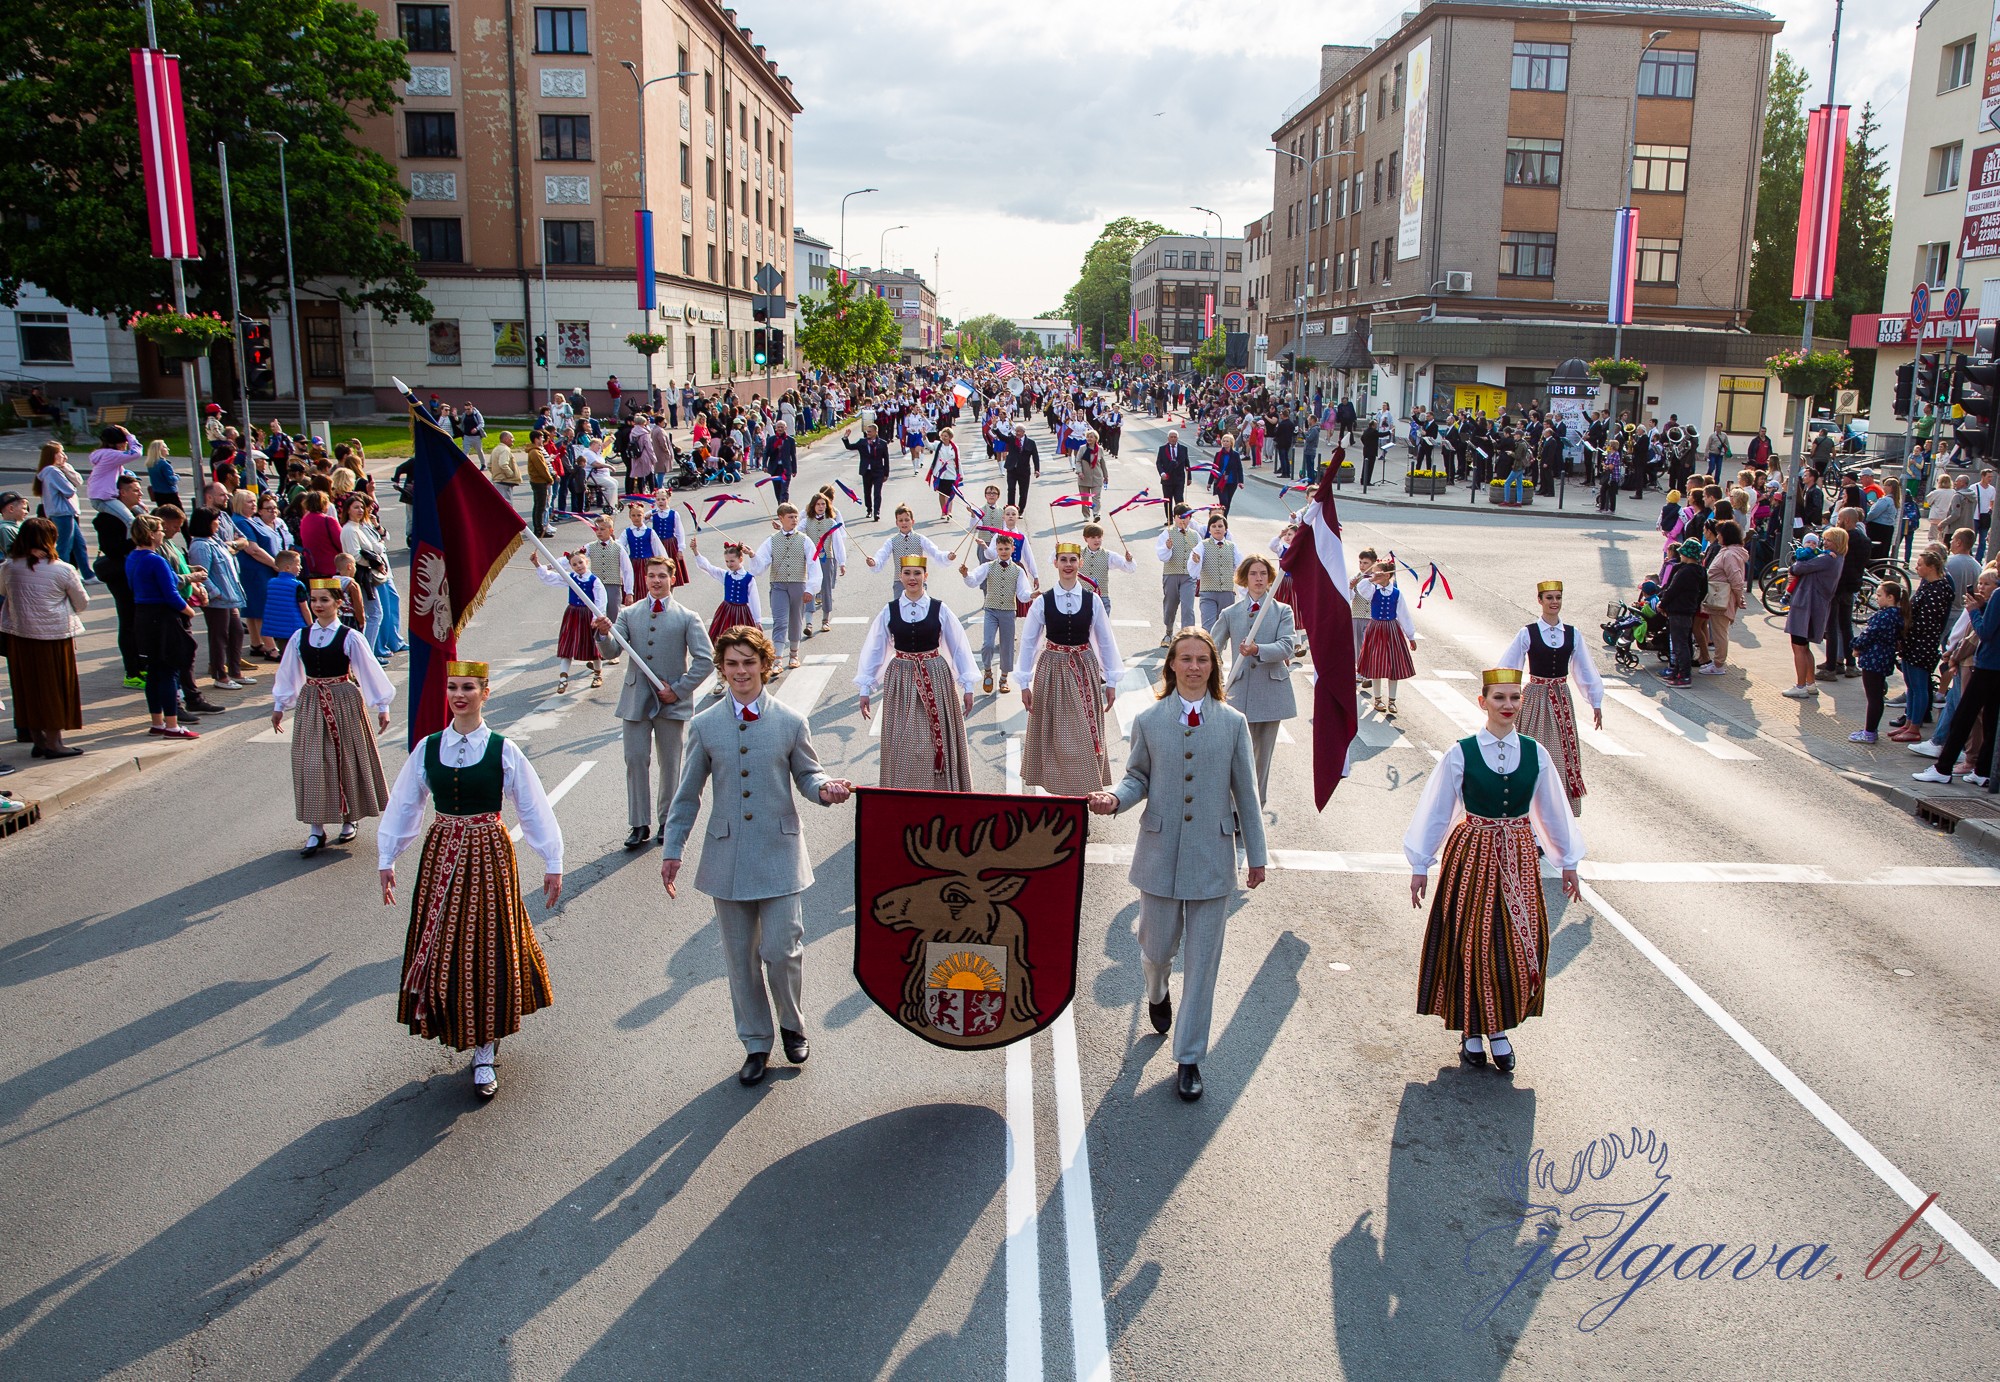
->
xmin=1116 ymin=325 xmax=1164 ymax=368
xmin=1746 ymin=53 xmax=1811 ymax=336
xmin=1062 ymin=216 xmax=1178 ymax=358
xmin=796 ymin=276 xmax=901 ymax=372
xmin=1191 ymin=330 xmax=1225 ymax=376
xmin=0 ymin=0 xmax=429 ymax=322
xmin=957 ymin=313 xmax=1021 ymax=356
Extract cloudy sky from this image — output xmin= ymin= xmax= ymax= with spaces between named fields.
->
xmin=745 ymin=0 xmax=1921 ymax=321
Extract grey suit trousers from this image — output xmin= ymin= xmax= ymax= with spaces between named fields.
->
xmin=1246 ymin=720 xmax=1279 ymax=801
xmin=771 ymin=580 xmax=807 ymax=655
xmin=1198 ymin=589 xmax=1237 ymax=631
xmin=1138 ymin=892 xmax=1230 ymax=1066
xmin=980 ymin=610 xmax=1017 ymax=673
xmin=714 ymin=893 xmax=806 ymax=1052
xmin=622 ymin=716 xmax=686 ymax=829
xmin=1161 ymin=575 xmax=1195 ymax=633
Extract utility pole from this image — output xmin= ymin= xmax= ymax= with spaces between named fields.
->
xmin=215 ymin=141 xmax=254 ymax=482
xmin=1781 ymin=0 xmax=1844 ymax=550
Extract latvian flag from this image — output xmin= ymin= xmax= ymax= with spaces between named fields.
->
xmin=1278 ymin=466 xmax=1359 ymax=808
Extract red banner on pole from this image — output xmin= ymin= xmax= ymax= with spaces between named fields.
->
xmin=1792 ymin=103 xmax=1847 ymax=302
xmin=131 ymin=48 xmax=200 ymax=261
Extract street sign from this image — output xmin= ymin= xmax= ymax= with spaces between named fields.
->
xmin=754 ymin=261 xmax=782 ymax=292
xmin=1945 ymin=285 xmax=1966 ymax=320
xmin=1223 ymin=370 xmax=1247 ymax=394
xmin=1110 ymin=352 xmax=1122 ymax=364
xmin=1141 ymin=353 xmax=1156 ymax=369
xmin=749 ymin=293 xmax=787 ymax=320
xmin=1912 ymin=284 xmax=1932 ymax=327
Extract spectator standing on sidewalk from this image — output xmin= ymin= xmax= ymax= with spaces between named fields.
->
xmin=0 ymin=517 xmax=88 ymax=758
xmin=34 ymin=441 xmax=91 ymax=576
xmin=1849 ymin=581 xmax=1905 ymax=744
xmin=85 ymin=426 xmax=141 ymax=516
xmin=125 ymin=514 xmax=199 ymax=739
xmin=1825 ymin=507 xmax=1873 ymax=678
xmin=1914 ymin=570 xmax=2000 ymax=786
xmin=1656 ymin=539 xmax=1706 ymax=686
xmin=1891 ymin=550 xmax=1954 ymax=741
xmin=1696 ymin=520 xmax=1749 ymax=675
xmin=1944 ymin=529 xmax=1981 ymax=614
xmin=188 ymin=507 xmax=252 ymax=691
xmin=1782 ymin=530 xmax=1846 ymax=699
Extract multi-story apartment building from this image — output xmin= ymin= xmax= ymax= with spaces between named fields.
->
xmin=1266 ymin=0 xmax=1794 ymax=437
xmin=852 ymin=268 xmax=938 ymax=357
xmin=1244 ymin=213 xmax=1274 ymax=373
xmin=1128 ymin=233 xmax=1247 ymax=365
xmin=793 ymin=226 xmax=832 ymax=301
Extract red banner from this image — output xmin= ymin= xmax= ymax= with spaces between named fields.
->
xmin=853 ymin=789 xmax=1086 ymax=1050
xmin=131 ymin=49 xmax=200 ymax=261
xmin=1792 ymin=104 xmax=1848 ymax=301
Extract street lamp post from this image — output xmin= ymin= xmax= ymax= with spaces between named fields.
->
xmin=1781 ymin=0 xmax=1845 ymax=553
xmin=1611 ymin=28 xmax=1671 ymax=410
xmin=263 ymin=131 xmax=308 ymax=438
xmin=879 ymin=224 xmax=907 ymax=270
xmin=1192 ymin=205 xmax=1223 ymax=366
xmin=620 ymin=62 xmax=697 ymax=412
xmin=839 ymin=187 xmax=878 ymax=274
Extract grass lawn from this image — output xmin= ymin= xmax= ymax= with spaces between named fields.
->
xmin=117 ymin=418 xmax=541 ymax=460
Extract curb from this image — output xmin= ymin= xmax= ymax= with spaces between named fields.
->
xmin=1245 ymin=467 xmax=1637 ymax=522
xmin=3 ymin=709 xmax=266 ymax=837
xmin=1839 ymin=769 xmax=2000 ymax=862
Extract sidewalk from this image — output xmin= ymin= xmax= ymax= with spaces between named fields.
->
xmin=1243 ymin=458 xmax=1638 ymax=522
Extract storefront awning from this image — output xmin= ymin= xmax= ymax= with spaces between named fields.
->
xmin=1280 ymin=331 xmax=1372 ymax=370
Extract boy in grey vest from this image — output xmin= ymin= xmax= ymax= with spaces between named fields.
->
xmin=960 ymin=533 xmax=1034 ymax=694
xmin=747 ymin=502 xmax=822 ymax=669
xmin=1079 ymin=522 xmax=1136 ymax=613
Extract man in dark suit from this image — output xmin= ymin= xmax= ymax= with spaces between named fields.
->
xmin=1001 ymin=423 xmax=1038 ymax=510
xmin=842 ymin=422 xmax=891 ymax=519
xmin=764 ymin=420 xmax=799 ymax=505
xmin=1156 ymin=429 xmax=1190 ymax=510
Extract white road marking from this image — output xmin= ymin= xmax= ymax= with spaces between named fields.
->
xmin=1604 ymin=686 xmax=1758 ymax=760
xmin=771 ymin=664 xmax=837 ymax=714
xmin=1863 ymin=866 xmax=2000 ymax=887
xmin=803 ymin=652 xmax=849 ymax=665
xmin=1352 ymin=717 xmax=1410 ymax=750
xmin=1110 ymin=619 xmax=1150 ymax=627
xmin=1410 ymin=679 xmax=1485 ymax=733
xmin=1578 ymin=881 xmax=2000 ymax=1293
xmin=831 ymin=615 xmax=870 ymax=624
xmin=1005 ymin=734 xmax=1024 ymax=794
xmin=247 ymin=727 xmax=286 ymax=744
xmin=1277 ymin=724 xmax=1296 ymax=744
xmin=481 ymin=656 xmax=538 ymax=693
xmin=1434 ymin=669 xmax=1477 ymax=679
xmin=1052 ymin=1009 xmax=1112 ymax=1382
xmin=1004 ymin=1037 xmax=1043 ymax=1382
xmin=1113 ymin=666 xmax=1152 ymax=739
xmin=511 ymin=760 xmax=595 ymax=842
xmin=991 ymin=691 xmax=1028 ymax=734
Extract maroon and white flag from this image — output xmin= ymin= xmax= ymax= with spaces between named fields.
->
xmin=1278 ymin=456 xmax=1358 ymax=809
xmin=131 ymin=48 xmax=200 ymax=261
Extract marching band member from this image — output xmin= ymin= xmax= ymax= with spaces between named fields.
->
xmin=1020 ymin=541 xmax=1123 ymax=794
xmin=854 ymin=554 xmax=978 ymax=790
xmin=1405 ymin=668 xmax=1583 ymax=1075
xmin=960 ymin=532 xmax=1034 ymax=694
xmin=379 ymin=661 xmax=563 ymax=1099
xmin=270 ymin=577 xmax=394 ymax=857
xmin=1204 ymin=555 xmax=1298 ymax=802
xmin=1499 ymin=580 xmax=1605 ymax=816
xmin=1186 ymin=510 xmax=1240 ymax=630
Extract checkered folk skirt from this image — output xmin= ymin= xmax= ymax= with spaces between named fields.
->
xmin=880 ymin=650 xmax=972 ymax=791
xmin=291 ymin=677 xmax=389 ymax=825
xmin=1517 ymin=676 xmax=1585 ymax=814
xmin=1416 ymin=813 xmax=1548 ymax=1037
xmin=399 ymin=813 xmax=553 ymax=1050
xmin=1022 ymin=644 xmax=1111 ymax=794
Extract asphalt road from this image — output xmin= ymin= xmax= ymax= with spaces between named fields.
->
xmin=1 ymin=400 xmax=1996 ymax=1380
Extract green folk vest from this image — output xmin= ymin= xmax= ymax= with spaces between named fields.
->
xmin=976 ymin=503 xmax=1006 ymax=531
xmin=767 ymin=529 xmax=809 ymax=583
xmin=804 ymin=513 xmax=838 ymax=547
xmin=1199 ymin=538 xmax=1238 ymax=593
xmin=1164 ymin=526 xmax=1198 ymax=571
xmin=888 ymin=530 xmax=925 ymax=562
xmin=1079 ymin=547 xmax=1111 ymax=594
xmin=423 ymin=730 xmax=507 ymax=816
xmin=585 ymin=540 xmax=624 ymax=589
xmin=984 ymin=561 xmax=1021 ymax=611
xmin=1458 ymin=734 xmax=1540 ymax=819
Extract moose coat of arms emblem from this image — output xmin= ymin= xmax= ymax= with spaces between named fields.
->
xmin=853 ymin=789 xmax=1088 ymax=1049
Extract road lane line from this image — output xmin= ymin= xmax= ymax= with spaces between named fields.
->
xmin=1052 ymin=1009 xmax=1111 ymax=1382
xmin=1004 ymin=1037 xmax=1043 ymax=1382
xmin=1578 ymin=881 xmax=2000 ymax=1293
xmin=1005 ymin=734 xmax=1024 ymax=794
xmin=511 ymin=760 xmax=595 ymax=843
xmin=1604 ymin=686 xmax=1759 ymax=760
xmin=1410 ymin=679 xmax=1485 ymax=733
xmin=1352 ymin=717 xmax=1410 ymax=750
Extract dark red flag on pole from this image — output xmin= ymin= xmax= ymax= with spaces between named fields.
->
xmin=1792 ymin=104 xmax=1848 ymax=302
xmin=1278 ymin=455 xmax=1359 ymax=809
xmin=131 ymin=48 xmax=200 ymax=261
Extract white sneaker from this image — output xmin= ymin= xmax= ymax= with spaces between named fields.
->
xmin=1912 ymin=767 xmax=1952 ymax=784
xmin=1966 ymin=775 xmax=1992 ymax=788
xmin=1695 ymin=663 xmax=1724 ymax=676
xmin=1781 ymin=684 xmax=1818 ymax=699
xmin=1908 ymin=741 xmax=1943 ymax=757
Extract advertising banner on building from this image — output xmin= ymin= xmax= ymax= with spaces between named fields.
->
xmin=1398 ymin=37 xmax=1433 ymax=262
xmin=1982 ymin=1 xmax=2000 ymax=134
xmin=1962 ymin=142 xmax=2000 ymax=260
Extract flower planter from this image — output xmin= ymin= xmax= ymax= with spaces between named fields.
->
xmin=152 ymin=336 xmax=212 ymax=361
xmin=1487 ymin=482 xmax=1536 ymax=506
xmin=1406 ymin=475 xmax=1447 ymax=496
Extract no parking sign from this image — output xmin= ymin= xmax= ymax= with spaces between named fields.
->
xmin=1223 ymin=371 xmax=1247 ymax=394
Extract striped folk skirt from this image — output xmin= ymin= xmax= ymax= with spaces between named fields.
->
xmin=1517 ymin=675 xmax=1585 ymax=814
xmin=880 ymin=650 xmax=972 ymax=791
xmin=1022 ymin=644 xmax=1111 ymax=794
xmin=1416 ymin=813 xmax=1548 ymax=1037
xmin=291 ymin=677 xmax=389 ymax=826
xmin=556 ymin=605 xmax=600 ymax=662
xmin=706 ymin=601 xmax=759 ymax=642
xmin=1356 ymin=619 xmax=1415 ymax=681
xmin=399 ymin=812 xmax=554 ymax=1050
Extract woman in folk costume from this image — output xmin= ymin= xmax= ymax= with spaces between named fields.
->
xmin=271 ymin=577 xmax=395 ymax=857
xmin=379 ymin=661 xmax=563 ymax=1099
xmin=532 ymin=547 xmax=609 ymax=692
xmin=854 ymin=554 xmax=978 ymax=791
xmin=802 ymin=487 xmax=848 ymax=636
xmin=1355 ymin=559 xmax=1417 ymax=717
xmin=1020 ymin=540 xmax=1124 ymax=794
xmin=1499 ymin=580 xmax=1605 ymax=816
xmin=1405 ymin=668 xmax=1583 ymax=1075
xmin=688 ymin=534 xmax=764 ymax=645
xmin=1074 ymin=429 xmax=1110 ymax=520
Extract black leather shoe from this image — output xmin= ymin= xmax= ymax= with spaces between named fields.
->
xmin=1176 ymin=1063 xmax=1203 ymax=1102
xmin=624 ymin=826 xmax=651 ymax=850
xmin=654 ymin=823 xmax=667 ymax=841
xmin=781 ymin=1028 xmax=810 ymax=1064
xmin=1460 ymin=1039 xmax=1488 ymax=1068
xmin=185 ymin=697 xmax=225 ymax=714
xmin=1491 ymin=1043 xmax=1516 ymax=1076
xmin=738 ymin=1051 xmax=768 ymax=1086
xmin=300 ymin=834 xmax=325 ymax=859
xmin=1148 ymin=996 xmax=1173 ymax=1035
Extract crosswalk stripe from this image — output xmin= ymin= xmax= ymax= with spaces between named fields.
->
xmin=772 ymin=664 xmax=838 ymax=714
xmin=1352 ymin=716 xmax=1411 ymax=749
xmin=1604 ymin=686 xmax=1759 ymax=760
xmin=1410 ymin=679 xmax=1485 ymax=733
xmin=511 ymin=760 xmax=595 ymax=843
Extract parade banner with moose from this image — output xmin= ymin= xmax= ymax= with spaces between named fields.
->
xmin=853 ymin=789 xmax=1086 ymax=1050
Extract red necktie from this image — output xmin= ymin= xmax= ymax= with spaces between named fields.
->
xmin=652 ymin=599 xmax=664 ymax=613
xmin=742 ymin=706 xmax=759 ymax=722
xmin=1249 ymin=602 xmax=1260 ymax=614
xmin=1187 ymin=709 xmax=1201 ymax=727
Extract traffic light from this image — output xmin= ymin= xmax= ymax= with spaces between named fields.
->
xmin=752 ymin=297 xmax=770 ymax=324
xmin=1915 ymin=352 xmax=1941 ymax=410
xmin=241 ymin=319 xmax=275 ymax=400
xmin=534 ymin=334 xmax=548 ymax=367
xmin=752 ymin=327 xmax=768 ymax=367
xmin=768 ymin=328 xmax=785 ymax=366
xmin=1954 ymin=322 xmax=2000 ymax=459
xmin=1892 ymin=362 xmax=1914 ymax=420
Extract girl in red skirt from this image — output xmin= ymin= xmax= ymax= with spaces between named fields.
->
xmin=531 ymin=548 xmax=608 ymax=692
xmin=1355 ymin=560 xmax=1417 ymax=717
xmin=688 ymin=534 xmax=763 ymax=656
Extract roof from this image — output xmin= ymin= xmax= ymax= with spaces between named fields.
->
xmin=1017 ymin=319 xmax=1072 ymax=332
xmin=1489 ymin=0 xmax=1774 ymax=15
xmin=792 ymin=226 xmax=832 ymax=250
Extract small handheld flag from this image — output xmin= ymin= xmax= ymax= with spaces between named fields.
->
xmin=683 ymin=501 xmax=703 ymax=532
xmin=835 ymin=479 xmax=863 ymax=506
xmin=702 ymin=493 xmax=752 ymax=523
xmin=1049 ymin=494 xmax=1090 ymax=509
xmin=975 ymin=524 xmax=1027 ymax=546
xmin=811 ymin=519 xmax=845 ymax=560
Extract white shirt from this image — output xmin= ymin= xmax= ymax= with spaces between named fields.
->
xmin=271 ymin=622 xmax=396 ymax=712
xmin=1019 ymin=580 xmax=1124 ymax=681
xmin=853 ymin=592 xmax=980 ymax=694
xmin=1089 ymin=546 xmax=1138 ymax=574
xmin=1177 ymin=695 xmax=1206 ymax=726
xmin=377 ymin=724 xmax=564 ymax=872
xmin=693 ymin=555 xmax=766 ymax=623
xmin=1185 ymin=538 xmax=1237 ymax=582
xmin=978 ymin=536 xmax=1038 ymax=578
xmin=867 ymin=532 xmax=954 ymax=572
xmin=731 ymin=693 xmax=765 ymax=720
xmin=1498 ymin=618 xmax=1605 ymax=710
xmin=747 ymin=530 xmax=825 ymax=594
xmin=1154 ymin=525 xmax=1196 ymax=564
xmin=1402 ymin=729 xmax=1584 ymax=871
xmin=533 ymin=564 xmax=608 ymax=615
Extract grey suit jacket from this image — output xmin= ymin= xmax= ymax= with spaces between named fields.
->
xmin=612 ymin=598 xmax=714 ymax=722
xmin=1111 ymin=695 xmax=1268 ymax=900
xmin=661 ymin=695 xmax=833 ymax=901
xmin=1209 ymin=597 xmax=1298 ymax=723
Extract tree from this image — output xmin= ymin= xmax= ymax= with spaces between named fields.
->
xmin=1112 ymin=324 xmax=1164 ymax=369
xmin=796 ymin=276 xmax=901 ymax=372
xmin=1746 ymin=52 xmax=1812 ymax=336
xmin=1061 ymin=216 xmax=1179 ymax=358
xmin=1191 ymin=329 xmax=1226 ymax=376
xmin=0 ymin=0 xmax=429 ymax=323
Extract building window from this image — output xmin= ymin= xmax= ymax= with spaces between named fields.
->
xmin=1225 ymin=251 xmax=1242 ymax=273
xmin=1309 ymin=193 xmax=1320 ymax=228
xmin=1920 ymin=241 xmax=1951 ymax=288
xmin=724 ymin=254 xmax=733 ymax=287
xmin=538 ymin=114 xmax=591 ymax=161
xmin=1637 ymin=49 xmax=1697 ymax=99
xmin=1199 ymin=252 xmax=1214 ymax=271
xmin=1499 ymin=230 xmax=1556 ymax=278
xmin=17 ymin=311 xmax=72 ymax=364
xmin=707 ymin=243 xmax=718 ymax=281
xmin=1369 ymin=241 xmax=1380 ymax=283
xmin=1511 ymin=42 xmax=1569 ymax=92
xmin=1332 ymin=255 xmax=1345 ymax=292
xmin=1504 ymin=366 xmax=1552 ymax=413
xmin=534 ymin=7 xmax=587 ymax=53
xmin=703 ymin=69 xmax=714 ymax=112
xmin=397 ymin=4 xmax=452 ymax=52
xmin=1351 ymin=172 xmax=1362 ymax=215
xmin=1224 ymin=286 xmax=1240 ymax=307
xmin=676 ymin=46 xmax=690 ymax=92
xmin=1930 ymin=142 xmax=1964 ymax=194
xmin=1357 ymin=90 xmax=1367 ymax=132
xmin=1635 ymin=237 xmax=1681 ymax=285
xmin=1348 ymin=248 xmax=1359 ymax=288
xmin=1632 ymin=143 xmax=1689 ymax=193
xmin=543 ymin=219 xmax=594 ymax=264
xmin=1714 ymin=374 xmax=1767 ymax=433
xmin=1334 ymin=181 xmax=1347 ymax=219
xmin=411 ymin=216 xmax=463 ymax=262
xmin=1504 ymin=137 xmax=1563 ymax=186
xmin=1944 ymin=37 xmax=1978 ymax=92
xmin=706 ymin=158 xmax=715 ymax=197
xmin=1393 ymin=60 xmax=1405 ymax=111
xmin=1161 ymin=250 xmax=1177 ymax=269
xmin=679 ymin=143 xmax=691 ymax=186
xmin=405 ymin=111 xmax=457 ymax=158
xmin=681 ymin=234 xmax=692 ymax=275
xmin=1340 ymin=102 xmax=1351 ymax=142
xmin=1388 ymin=151 xmax=1400 ymax=196
xmin=1373 ymin=159 xmax=1384 ymax=203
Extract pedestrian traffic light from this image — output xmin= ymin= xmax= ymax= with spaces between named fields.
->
xmin=1954 ymin=323 xmax=2000 ymax=459
xmin=769 ymin=329 xmax=785 ymax=365
xmin=752 ymin=297 xmax=770 ymax=324
xmin=241 ymin=319 xmax=276 ymax=400
xmin=1915 ymin=352 xmax=1941 ymax=409
xmin=1892 ymin=362 xmax=1915 ymax=420
xmin=534 ymin=334 xmax=548 ymax=367
xmin=752 ymin=327 xmax=768 ymax=367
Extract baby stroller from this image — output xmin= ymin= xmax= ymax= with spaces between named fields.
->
xmin=1601 ymin=586 xmax=1667 ymax=675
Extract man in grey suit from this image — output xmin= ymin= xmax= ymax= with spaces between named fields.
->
xmin=661 ymin=625 xmax=854 ymax=1086
xmin=1205 ymin=554 xmax=1299 ymax=801
xmin=599 ymin=556 xmax=715 ymax=849
xmin=1089 ymin=628 xmax=1267 ymax=1102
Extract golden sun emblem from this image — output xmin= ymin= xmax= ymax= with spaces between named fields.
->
xmin=927 ymin=951 xmax=1004 ymax=992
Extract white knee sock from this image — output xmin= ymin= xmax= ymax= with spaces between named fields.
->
xmin=471 ymin=1040 xmax=496 ymax=1069
xmin=559 ymin=658 xmax=573 ymax=674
